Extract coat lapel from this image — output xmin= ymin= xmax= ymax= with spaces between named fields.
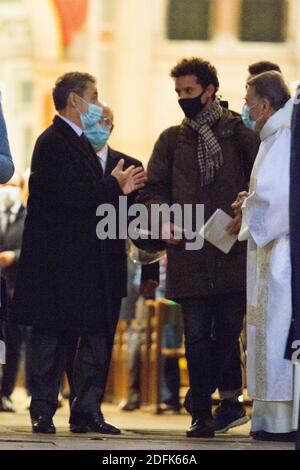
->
xmin=104 ymin=147 xmax=118 ymax=177
xmin=53 ymin=116 xmax=103 ymax=179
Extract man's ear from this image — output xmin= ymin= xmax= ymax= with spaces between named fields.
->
xmin=261 ymin=98 xmax=272 ymax=114
xmin=205 ymin=84 xmax=216 ymax=99
xmin=68 ymin=91 xmax=78 ymax=109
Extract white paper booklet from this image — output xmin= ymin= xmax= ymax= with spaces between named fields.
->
xmin=199 ymin=209 xmax=238 ymax=254
xmin=0 ymin=340 xmax=6 ymax=365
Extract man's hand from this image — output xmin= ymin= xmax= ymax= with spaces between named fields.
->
xmin=226 ymin=213 xmax=242 ymax=236
xmin=231 ymin=191 xmax=249 ymax=215
xmin=161 ymin=222 xmax=184 ymax=246
xmin=140 ymin=279 xmax=158 ymax=299
xmin=0 ymin=251 xmax=16 ymax=268
xmin=111 ymin=159 xmax=147 ymax=195
xmin=227 ymin=190 xmax=249 ymax=235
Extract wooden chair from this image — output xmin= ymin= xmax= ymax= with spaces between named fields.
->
xmin=142 ymin=299 xmax=185 ymax=414
xmin=140 ymin=299 xmax=249 ymax=412
xmin=105 ymin=320 xmax=128 ymax=403
xmin=140 ymin=300 xmax=156 ymax=406
xmin=105 ymin=300 xmax=249 ymax=409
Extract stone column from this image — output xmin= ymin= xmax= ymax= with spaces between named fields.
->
xmin=109 ymin=0 xmax=153 ymax=160
xmin=211 ymin=0 xmax=240 ymax=41
xmin=23 ymin=0 xmax=62 ymax=60
xmin=288 ymin=0 xmax=300 ymax=81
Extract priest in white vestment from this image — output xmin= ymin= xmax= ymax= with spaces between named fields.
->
xmin=238 ymin=71 xmax=298 ymax=441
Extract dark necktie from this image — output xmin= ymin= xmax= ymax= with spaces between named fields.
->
xmin=3 ymin=207 xmax=11 ymax=232
xmin=80 ymin=134 xmax=103 ymax=178
xmin=80 ymin=133 xmax=93 ymax=152
xmin=0 ymin=208 xmax=11 ymax=246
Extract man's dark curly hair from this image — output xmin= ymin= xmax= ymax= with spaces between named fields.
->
xmin=170 ymin=57 xmax=219 ymax=92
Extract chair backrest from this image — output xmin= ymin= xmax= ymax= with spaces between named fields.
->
xmin=144 ymin=299 xmax=185 ymax=413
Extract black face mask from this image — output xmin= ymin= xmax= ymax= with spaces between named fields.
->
xmin=178 ymin=90 xmax=206 ymax=119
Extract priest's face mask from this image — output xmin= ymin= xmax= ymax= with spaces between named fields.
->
xmin=245 ymin=85 xmax=269 ymax=132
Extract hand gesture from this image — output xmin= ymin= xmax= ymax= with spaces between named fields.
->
xmin=111 ymin=159 xmax=147 ymax=195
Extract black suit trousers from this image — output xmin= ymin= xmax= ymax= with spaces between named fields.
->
xmin=29 ymin=298 xmax=121 ymax=420
xmin=180 ymin=292 xmax=245 ymax=420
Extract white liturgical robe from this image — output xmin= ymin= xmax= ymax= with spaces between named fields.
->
xmin=240 ymin=99 xmax=300 ymax=432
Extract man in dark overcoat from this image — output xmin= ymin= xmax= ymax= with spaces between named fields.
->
xmin=11 ymin=72 xmax=147 ymax=434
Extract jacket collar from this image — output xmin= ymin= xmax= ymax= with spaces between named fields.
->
xmin=53 ymin=116 xmax=103 ymax=178
xmin=260 ymin=98 xmax=293 ymax=141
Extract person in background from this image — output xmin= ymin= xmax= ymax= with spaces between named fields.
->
xmin=119 ymin=256 xmax=181 ymax=413
xmin=157 ymin=258 xmax=182 ymax=412
xmin=118 ymin=258 xmax=156 ymax=411
xmin=0 ymin=171 xmax=31 ymax=412
xmin=84 ymin=103 xmax=161 ymax=411
xmin=242 ymin=61 xmax=282 ymax=130
xmin=0 ymin=89 xmax=15 ymax=374
xmin=248 ymin=61 xmax=281 ymax=78
xmin=0 ymin=91 xmax=14 ymax=183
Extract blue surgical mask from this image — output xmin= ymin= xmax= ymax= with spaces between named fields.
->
xmin=76 ymin=95 xmax=102 ymax=128
xmin=83 ymin=123 xmax=111 ymax=151
xmin=241 ymin=103 xmax=256 ymax=130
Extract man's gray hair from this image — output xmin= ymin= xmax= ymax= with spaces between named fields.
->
xmin=53 ymin=72 xmax=96 ymax=111
xmin=247 ymin=71 xmax=291 ymax=111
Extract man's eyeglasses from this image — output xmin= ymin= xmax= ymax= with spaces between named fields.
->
xmin=100 ymin=116 xmax=113 ymax=129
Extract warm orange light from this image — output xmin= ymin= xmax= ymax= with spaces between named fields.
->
xmin=52 ymin=0 xmax=88 ymax=48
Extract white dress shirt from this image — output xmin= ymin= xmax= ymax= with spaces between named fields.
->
xmin=0 ymin=200 xmax=21 ymax=233
xmin=96 ymin=145 xmax=108 ymax=173
xmin=59 ymin=115 xmax=83 ymax=136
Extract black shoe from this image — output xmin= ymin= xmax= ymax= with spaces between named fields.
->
xmin=119 ymin=400 xmax=140 ymax=412
xmin=213 ymin=400 xmax=249 ymax=433
xmin=0 ymin=396 xmax=15 ymax=413
xmin=70 ymin=413 xmax=121 ymax=435
xmin=186 ymin=418 xmax=215 ymax=438
xmin=31 ymin=416 xmax=56 ymax=434
xmin=251 ymin=431 xmax=296 ymax=442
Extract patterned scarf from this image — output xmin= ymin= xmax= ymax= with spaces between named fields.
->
xmin=185 ymin=99 xmax=224 ymax=187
